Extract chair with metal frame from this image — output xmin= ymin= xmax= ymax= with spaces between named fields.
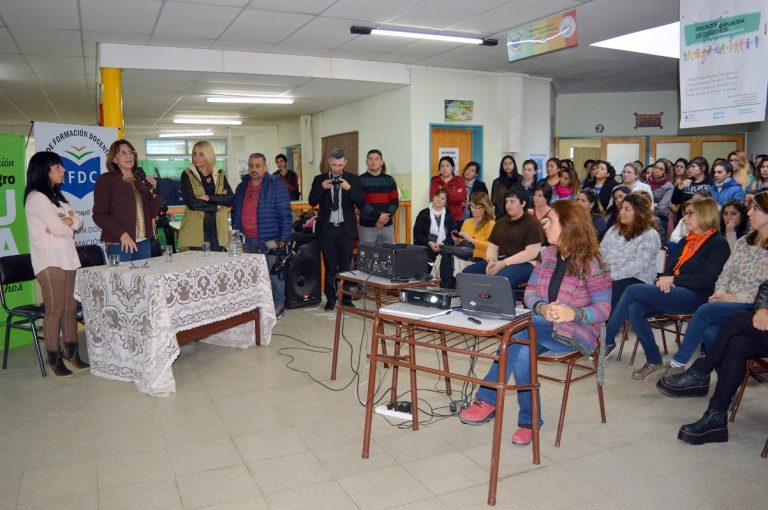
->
xmin=0 ymin=254 xmax=47 ymax=376
xmin=728 ymin=357 xmax=768 ymax=423
xmin=537 ymin=341 xmax=606 ymax=447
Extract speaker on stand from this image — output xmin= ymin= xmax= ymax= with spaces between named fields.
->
xmin=284 ymin=234 xmax=322 ymax=309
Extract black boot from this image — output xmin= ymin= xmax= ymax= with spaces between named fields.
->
xmin=656 ymin=367 xmax=710 ymax=398
xmin=62 ymin=342 xmax=90 ymax=372
xmin=678 ymin=409 xmax=728 ymax=445
xmin=47 ymin=350 xmax=73 ymax=378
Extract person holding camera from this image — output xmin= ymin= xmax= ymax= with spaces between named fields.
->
xmin=309 ymin=149 xmax=366 ymax=311
xmin=231 ymin=153 xmax=293 ymax=319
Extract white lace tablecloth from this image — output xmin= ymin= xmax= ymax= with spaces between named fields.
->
xmin=75 ymin=251 xmax=275 ymax=396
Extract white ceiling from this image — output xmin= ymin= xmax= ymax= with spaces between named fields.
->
xmin=0 ymin=0 xmax=681 ymax=134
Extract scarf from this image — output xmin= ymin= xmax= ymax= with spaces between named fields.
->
xmin=554 ymin=183 xmax=572 ymax=199
xmin=672 ymin=228 xmax=716 ymax=276
xmin=647 ymin=175 xmax=668 ymax=190
xmin=429 ymin=205 xmax=447 ymax=244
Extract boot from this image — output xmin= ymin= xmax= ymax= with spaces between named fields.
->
xmin=47 ymin=350 xmax=73 ymax=378
xmin=62 ymin=342 xmax=90 ymax=372
xmin=678 ymin=408 xmax=728 ymax=445
xmin=656 ymin=367 xmax=710 ymax=398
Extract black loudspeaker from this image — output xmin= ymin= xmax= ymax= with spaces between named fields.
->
xmin=284 ymin=238 xmax=322 ymax=309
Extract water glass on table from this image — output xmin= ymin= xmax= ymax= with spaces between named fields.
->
xmin=108 ymin=254 xmax=120 ymax=267
xmin=163 ymin=245 xmax=173 ymax=262
xmin=202 ymin=241 xmax=211 ymax=256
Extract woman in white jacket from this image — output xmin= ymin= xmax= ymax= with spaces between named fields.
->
xmin=24 ymin=151 xmax=87 ymax=377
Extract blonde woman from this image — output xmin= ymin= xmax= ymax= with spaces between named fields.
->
xmin=178 ymin=141 xmax=234 ymax=251
xmin=727 ymin=150 xmax=753 ymax=192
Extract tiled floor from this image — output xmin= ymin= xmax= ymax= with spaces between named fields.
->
xmin=1 ymin=305 xmax=766 ymax=510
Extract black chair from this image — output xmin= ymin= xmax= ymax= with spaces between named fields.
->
xmin=0 ymin=254 xmax=47 ymax=376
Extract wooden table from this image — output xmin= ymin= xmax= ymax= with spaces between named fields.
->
xmin=361 ymin=307 xmax=537 ymax=506
xmin=330 ymin=270 xmax=438 ymax=380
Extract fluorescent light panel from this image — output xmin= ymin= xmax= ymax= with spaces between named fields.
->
xmin=591 ymin=22 xmax=680 ymax=59
xmin=158 ymin=130 xmax=214 ymax=138
xmin=372 ymin=28 xmax=483 ymax=45
xmin=173 ymin=117 xmax=242 ymax=125
xmin=207 ymin=95 xmax=294 ymax=104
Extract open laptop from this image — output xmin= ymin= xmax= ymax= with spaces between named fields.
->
xmin=456 ymin=273 xmax=520 ymax=320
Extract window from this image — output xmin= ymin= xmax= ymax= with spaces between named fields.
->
xmin=142 ymin=138 xmax=228 ymax=179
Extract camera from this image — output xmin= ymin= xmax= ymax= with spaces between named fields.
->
xmin=266 ymin=239 xmax=297 ymax=277
xmin=329 ymin=176 xmax=343 ymax=187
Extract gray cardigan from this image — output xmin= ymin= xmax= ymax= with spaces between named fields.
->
xmin=600 ymin=226 xmax=661 ymax=284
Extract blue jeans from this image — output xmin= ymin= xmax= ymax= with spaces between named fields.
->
xmin=672 ymin=301 xmax=753 ymax=365
xmin=243 ymin=237 xmax=285 ymax=309
xmin=462 ymin=260 xmax=533 ymax=289
xmin=106 ymin=238 xmax=151 ymax=262
xmin=476 ymin=315 xmax=574 ymax=428
xmin=604 ymin=284 xmax=705 ymax=365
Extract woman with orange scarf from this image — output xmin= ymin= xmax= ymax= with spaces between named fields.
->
xmin=603 ymin=198 xmax=731 ymax=380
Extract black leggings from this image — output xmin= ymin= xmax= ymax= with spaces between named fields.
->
xmin=691 ymin=310 xmax=768 ymax=412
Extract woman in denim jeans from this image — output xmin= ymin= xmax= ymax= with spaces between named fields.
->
xmin=458 ymin=201 xmax=611 ymax=446
xmin=603 ymin=198 xmax=731 ymax=381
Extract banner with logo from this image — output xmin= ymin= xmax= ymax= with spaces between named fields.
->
xmin=0 ymin=133 xmax=36 ymax=346
xmin=34 ymin=122 xmax=117 ymax=245
xmin=680 ymin=0 xmax=768 ymax=128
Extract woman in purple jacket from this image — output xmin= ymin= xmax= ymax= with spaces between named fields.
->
xmin=459 ymin=201 xmax=612 ymax=446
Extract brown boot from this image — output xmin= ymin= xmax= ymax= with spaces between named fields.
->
xmin=62 ymin=342 xmax=90 ymax=372
xmin=47 ymin=350 xmax=73 ymax=378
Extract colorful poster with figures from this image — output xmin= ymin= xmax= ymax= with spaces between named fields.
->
xmin=680 ymin=0 xmax=768 ymax=128
xmin=0 ymin=133 xmax=36 ymax=346
xmin=34 ymin=122 xmax=117 ymax=245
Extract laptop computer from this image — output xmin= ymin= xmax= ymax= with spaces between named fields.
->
xmin=456 ymin=273 xmax=520 ymax=320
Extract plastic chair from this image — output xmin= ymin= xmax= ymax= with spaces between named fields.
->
xmin=537 ymin=342 xmax=606 ymax=447
xmin=0 ymin=254 xmax=47 ymax=376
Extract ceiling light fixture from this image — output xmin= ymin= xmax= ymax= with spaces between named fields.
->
xmin=591 ymin=22 xmax=680 ymax=59
xmin=158 ymin=130 xmax=214 ymax=138
xmin=173 ymin=117 xmax=242 ymax=126
xmin=351 ymin=25 xmax=497 ymax=46
xmin=206 ymin=95 xmax=294 ymax=104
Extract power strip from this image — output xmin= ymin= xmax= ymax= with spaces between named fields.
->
xmin=374 ymin=404 xmax=412 ymax=421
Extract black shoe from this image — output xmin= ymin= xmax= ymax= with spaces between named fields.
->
xmin=604 ymin=343 xmax=617 ymax=360
xmin=61 ymin=342 xmax=89 ymax=372
xmin=324 ymin=300 xmax=336 ymax=312
xmin=656 ymin=368 xmax=710 ymax=398
xmin=47 ymin=350 xmax=73 ymax=378
xmin=275 ymin=307 xmax=285 ymax=320
xmin=342 ymin=298 xmax=355 ymax=308
xmin=678 ymin=409 xmax=728 ymax=445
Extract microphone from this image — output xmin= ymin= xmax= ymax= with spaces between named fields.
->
xmin=135 ymin=167 xmax=157 ymax=197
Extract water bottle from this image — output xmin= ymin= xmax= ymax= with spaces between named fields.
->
xmin=228 ymin=229 xmax=244 ymax=257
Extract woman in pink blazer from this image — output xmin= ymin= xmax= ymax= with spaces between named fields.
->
xmin=24 ymin=152 xmax=88 ymax=377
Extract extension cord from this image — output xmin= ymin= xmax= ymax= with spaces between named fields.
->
xmin=374 ymin=404 xmax=412 ymax=421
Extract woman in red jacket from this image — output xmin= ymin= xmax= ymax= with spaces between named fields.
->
xmin=429 ymin=156 xmax=466 ymax=224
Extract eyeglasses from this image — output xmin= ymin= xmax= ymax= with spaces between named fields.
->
xmin=683 ymin=211 xmax=696 ymax=217
xmin=130 ymin=260 xmax=149 ymax=268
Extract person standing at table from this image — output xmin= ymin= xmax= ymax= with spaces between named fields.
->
xmin=94 ymin=139 xmax=162 ymax=262
xmin=359 ymin=149 xmax=399 ymax=245
xmin=274 ymin=153 xmax=300 ymax=201
xmin=24 ymin=151 xmax=88 ymax=377
xmin=231 ymin=153 xmax=293 ymax=320
xmin=178 ymin=141 xmax=234 ymax=251
xmin=309 ymin=149 xmax=366 ymax=311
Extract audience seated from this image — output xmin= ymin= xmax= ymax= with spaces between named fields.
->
xmin=462 ymin=187 xmax=543 ymax=290
xmin=727 ymin=150 xmax=753 ymax=192
xmin=582 ymin=160 xmax=618 ymax=213
xmin=452 ymin=192 xmax=495 ymax=266
xmin=657 ymin=281 xmax=768 ymax=445
xmin=603 ymin=198 xmax=730 ymax=380
xmin=577 ymin=188 xmax=607 ymax=241
xmin=530 ymin=181 xmax=554 ymax=224
xmin=710 ymin=160 xmax=745 ymax=207
xmin=414 ymin=188 xmax=456 ymax=288
xmin=620 ymin=162 xmax=654 ymax=206
xmin=671 ymin=157 xmax=712 ymax=222
xmin=604 ymin=185 xmax=631 ymax=229
xmin=720 ymin=199 xmax=749 ymax=249
xmin=747 ymin=156 xmax=768 ymax=194
xmin=553 ymin=167 xmax=580 ymax=201
xmin=657 ymin=192 xmax=768 ymax=372
xmin=600 ymin=194 xmax=661 ymax=354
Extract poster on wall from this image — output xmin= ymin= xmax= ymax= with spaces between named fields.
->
xmin=679 ymin=0 xmax=768 ymax=128
xmin=507 ymin=9 xmax=578 ymax=62
xmin=0 ymin=133 xmax=36 ymax=343
xmin=444 ymin=100 xmax=474 ymax=122
xmin=530 ymin=153 xmax=548 ymax=180
xmin=34 ymin=122 xmax=117 ymax=246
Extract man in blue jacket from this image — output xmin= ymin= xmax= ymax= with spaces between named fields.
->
xmin=232 ymin=153 xmax=293 ymax=319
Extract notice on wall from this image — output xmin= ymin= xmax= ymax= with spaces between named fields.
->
xmin=679 ymin=0 xmax=768 ymax=128
xmin=34 ymin=122 xmax=117 ymax=246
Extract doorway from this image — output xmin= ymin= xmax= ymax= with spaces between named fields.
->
xmin=429 ymin=124 xmax=483 ymax=183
